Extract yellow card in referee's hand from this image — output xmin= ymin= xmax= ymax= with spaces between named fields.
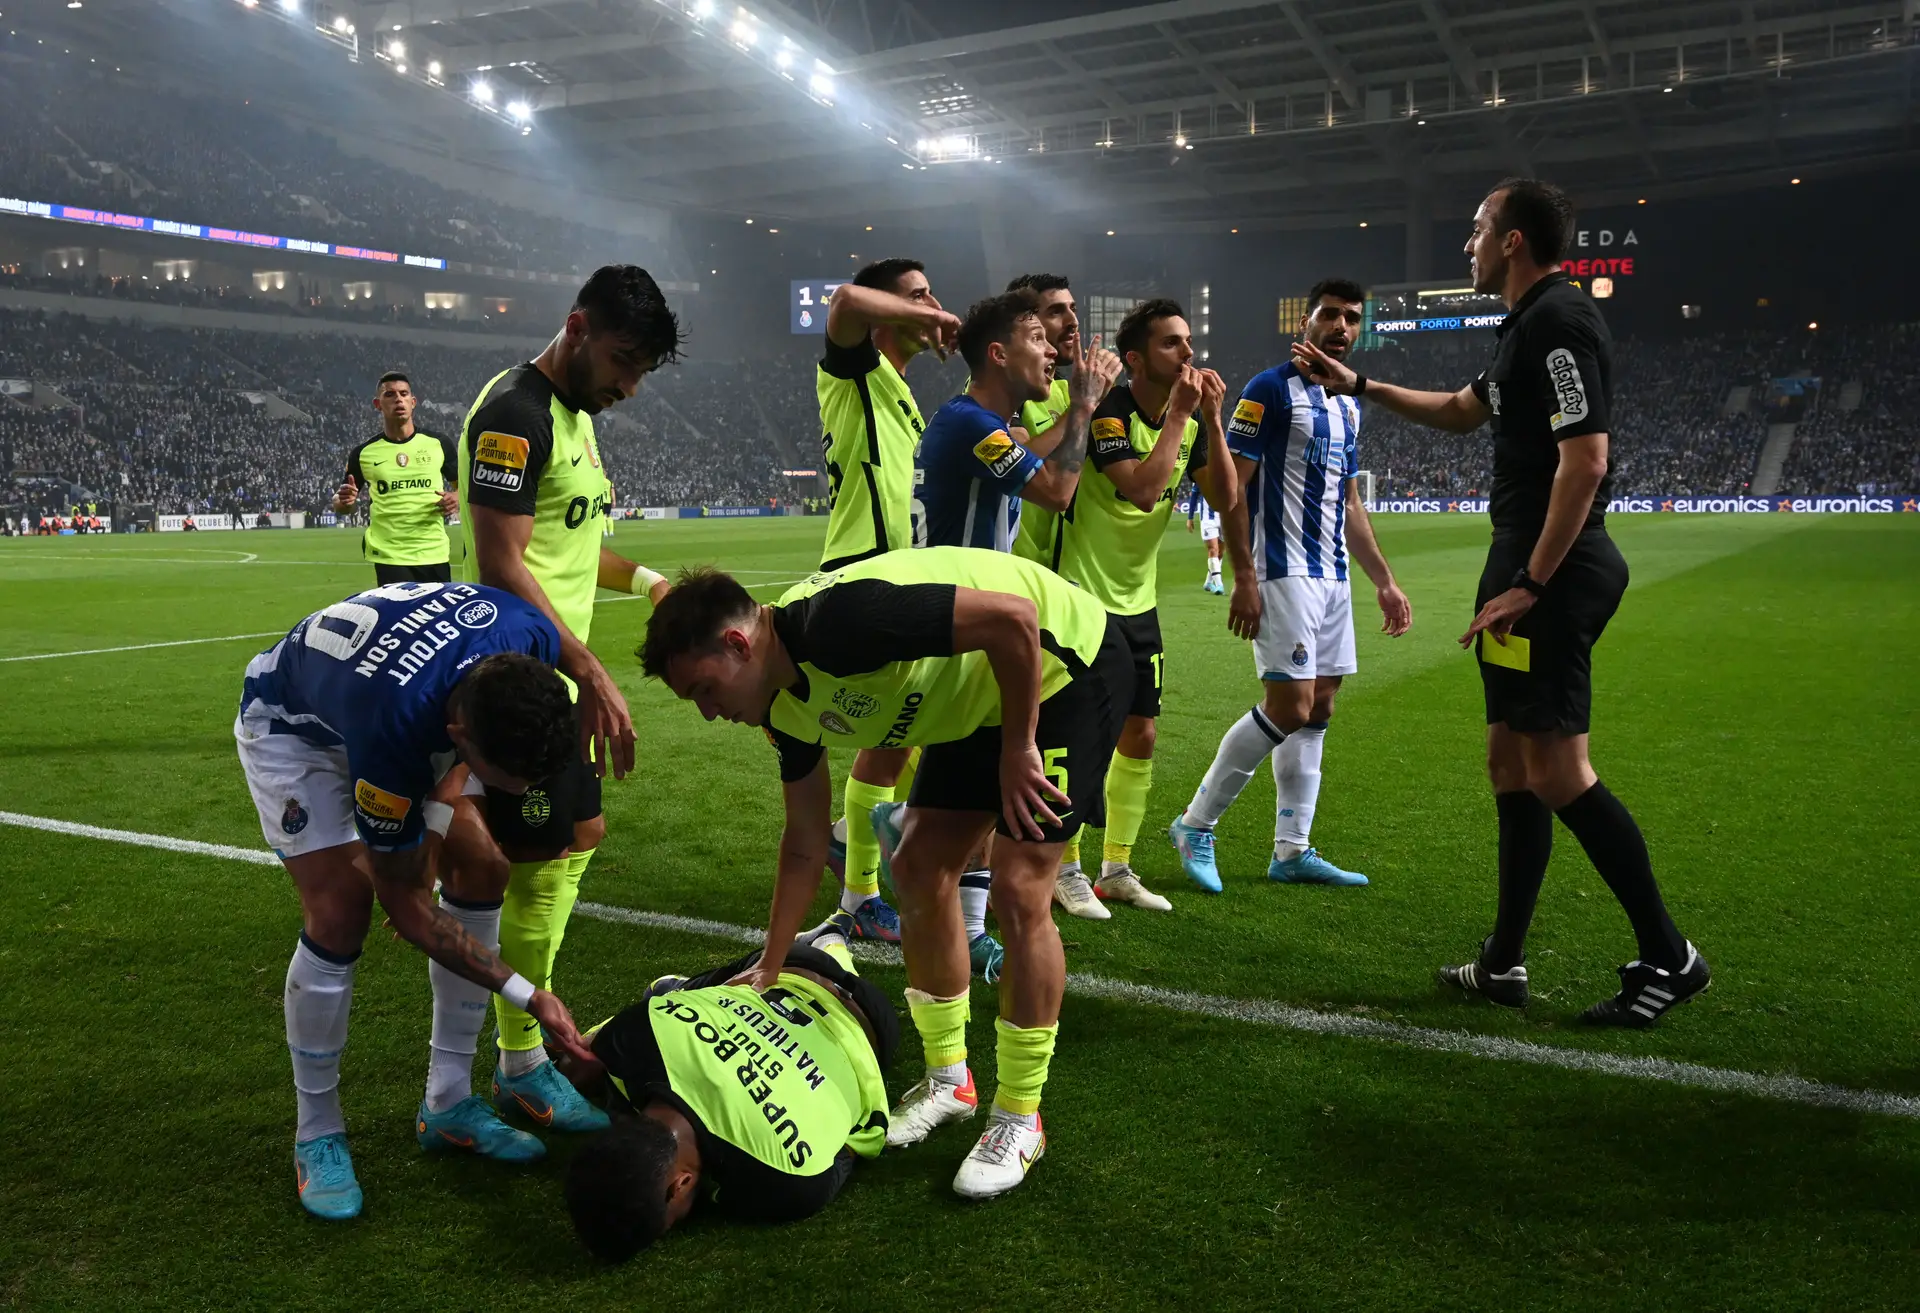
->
xmin=1478 ymin=632 xmax=1532 ymax=672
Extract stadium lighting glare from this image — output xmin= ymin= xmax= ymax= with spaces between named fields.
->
xmin=427 ymin=59 xmax=441 ymax=77
xmin=471 ymin=80 xmax=493 ymax=103
xmin=1417 ymin=118 xmax=1427 ymax=125
xmin=66 ymin=1 xmax=80 ymax=8
xmin=732 ymin=20 xmax=755 ymax=46
xmin=1807 ymin=321 xmax=1818 ymax=330
xmin=745 ymin=217 xmax=753 ymax=224
xmin=1791 ymin=177 xmax=1802 ymax=184
xmin=775 ymin=47 xmax=792 ymax=68
xmin=1638 ymin=197 xmax=1647 ymax=204
xmin=332 ymin=14 xmax=347 ymax=31
xmin=1106 ymin=229 xmax=1115 ymax=236
xmin=1174 ymin=133 xmax=1187 ymax=147
xmin=692 ymin=0 xmax=714 ymax=17
xmin=279 ymin=0 xmax=298 ymax=12
xmin=810 ymin=72 xmax=834 ymax=97
xmin=1359 ymin=221 xmax=1369 ymax=228
xmin=507 ymin=100 xmax=532 ymax=121
xmin=388 ymin=40 xmax=404 ymax=59
xmin=865 ymin=225 xmax=872 ymax=231
xmin=394 ymin=62 xmax=406 ymax=73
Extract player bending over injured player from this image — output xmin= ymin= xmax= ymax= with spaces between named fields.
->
xmin=559 ymin=918 xmax=895 ymax=1259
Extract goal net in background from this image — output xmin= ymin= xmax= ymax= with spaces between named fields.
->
xmin=1355 ymin=470 xmax=1376 ymax=508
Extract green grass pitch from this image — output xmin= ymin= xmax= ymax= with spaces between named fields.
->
xmin=2 ymin=514 xmax=1918 ymax=1311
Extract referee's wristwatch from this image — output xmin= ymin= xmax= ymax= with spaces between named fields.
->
xmin=1509 ymin=566 xmax=1548 ymax=597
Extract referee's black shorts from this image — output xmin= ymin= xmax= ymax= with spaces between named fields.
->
xmin=373 ymin=561 xmax=453 ymax=585
xmin=1475 ymin=530 xmax=1628 ymax=736
xmin=908 ymin=614 xmax=1133 ymax=844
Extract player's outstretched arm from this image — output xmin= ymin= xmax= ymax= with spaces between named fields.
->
xmin=598 ymin=547 xmax=670 ymax=604
xmin=825 ymin=283 xmax=961 ymax=357
xmin=1291 ymin=340 xmax=1489 ymax=434
xmin=368 ymin=845 xmax=594 ymax=1060
xmin=1343 ymin=479 xmax=1411 ymax=637
xmin=736 ymin=759 xmax=835 ymax=992
xmin=1221 ymin=454 xmax=1262 ymax=640
xmin=1103 ymin=366 xmax=1204 ymax=512
xmin=950 ymin=587 xmax=1062 ymax=840
xmin=471 ymin=502 xmax=634 ymax=778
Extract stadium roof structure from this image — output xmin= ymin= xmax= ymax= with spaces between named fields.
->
xmin=65 ymin=0 xmax=1920 ymax=235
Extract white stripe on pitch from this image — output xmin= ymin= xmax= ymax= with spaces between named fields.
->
xmin=6 ymin=808 xmax=1917 ymax=1122
xmin=0 ymin=632 xmax=285 ymax=663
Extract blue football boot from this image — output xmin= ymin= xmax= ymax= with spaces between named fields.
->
xmin=1167 ymin=813 xmax=1223 ymax=893
xmin=491 ymin=1060 xmax=611 ymax=1133
xmin=294 ymin=1133 xmax=362 ymax=1220
xmin=416 ymin=1096 xmax=547 ymax=1162
xmin=1267 ymin=848 xmax=1369 ymax=887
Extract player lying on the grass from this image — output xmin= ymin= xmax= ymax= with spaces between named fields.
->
xmin=557 ymin=917 xmax=895 ymax=1260
xmin=235 ymin=580 xmax=598 ymax=1221
xmin=641 ymin=546 xmax=1132 ymax=1198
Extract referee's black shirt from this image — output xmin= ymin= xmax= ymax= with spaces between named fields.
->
xmin=1470 ymin=271 xmax=1614 ymax=541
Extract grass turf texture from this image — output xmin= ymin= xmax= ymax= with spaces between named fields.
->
xmin=3 ymin=515 xmax=1918 ymax=1311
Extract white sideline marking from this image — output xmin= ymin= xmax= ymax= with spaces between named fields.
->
xmin=0 ymin=632 xmax=284 ymax=663
xmin=7 ymin=808 xmax=1919 ymax=1122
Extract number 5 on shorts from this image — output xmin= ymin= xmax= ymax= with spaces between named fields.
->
xmin=1042 ymin=747 xmax=1070 ymax=803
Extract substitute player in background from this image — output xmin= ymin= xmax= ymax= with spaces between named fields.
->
xmin=1187 ymin=485 xmax=1224 ymax=593
xmin=234 ymin=581 xmax=595 ymax=1219
xmin=1169 ymin=279 xmax=1411 ymax=892
xmin=815 ymin=258 xmax=961 ymax=944
xmin=332 ymin=372 xmax=459 ymax=583
xmin=1042 ymin=299 xmax=1236 ymax=919
xmin=1293 ymin=179 xmax=1709 ymax=1025
xmin=459 ymin=265 xmax=678 ymax=1129
xmin=641 ymin=548 xmax=1133 ymax=1198
xmin=913 ymin=289 xmax=1123 ymax=976
xmin=559 ymin=918 xmax=895 ymax=1259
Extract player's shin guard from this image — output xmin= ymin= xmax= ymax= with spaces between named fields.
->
xmin=1186 ymin=706 xmax=1287 ymax=828
xmin=1272 ymin=722 xmax=1327 ymax=855
xmin=425 ymin=894 xmax=502 ymax=1113
xmin=991 ymin=1016 xmax=1059 ymax=1122
xmin=1102 ymin=752 xmax=1154 ymax=866
xmin=841 ymin=778 xmax=894 ymax=906
xmin=493 ymin=848 xmax=591 ymax=1067
xmin=286 ymin=933 xmax=358 ymax=1144
xmin=906 ymin=987 xmax=970 ymax=1081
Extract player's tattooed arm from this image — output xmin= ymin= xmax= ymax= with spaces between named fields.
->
xmin=1024 ymin=336 xmax=1123 ymax=510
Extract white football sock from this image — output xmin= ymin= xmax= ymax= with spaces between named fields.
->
xmin=1184 ymin=706 xmax=1288 ymax=829
xmin=928 ymin=1061 xmax=969 ymax=1087
xmin=1207 ymin=558 xmax=1222 ymax=580
xmin=1273 ymin=722 xmax=1327 ymax=853
xmin=498 ymin=1043 xmax=549 ymax=1077
xmin=285 ymin=935 xmax=357 ymax=1144
xmin=959 ymin=870 xmax=991 ymax=940
xmin=424 ymin=896 xmax=502 ymax=1113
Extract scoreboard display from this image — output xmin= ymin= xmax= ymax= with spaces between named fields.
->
xmin=790 ymin=279 xmax=844 ymax=334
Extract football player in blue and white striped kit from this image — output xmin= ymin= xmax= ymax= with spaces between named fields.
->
xmin=1169 ymin=279 xmax=1412 ymax=890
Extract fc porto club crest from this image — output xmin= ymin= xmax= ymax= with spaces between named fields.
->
xmin=281 ymin=798 xmax=309 ymax=835
xmin=521 ymin=790 xmax=553 ymax=826
xmin=1291 ymin=642 xmax=1310 ymax=669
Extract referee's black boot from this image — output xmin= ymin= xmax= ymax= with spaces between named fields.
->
xmin=1582 ymin=943 xmax=1711 ymax=1028
xmin=1439 ymin=936 xmax=1529 ymax=1009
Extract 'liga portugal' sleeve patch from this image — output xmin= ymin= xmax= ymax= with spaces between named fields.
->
xmin=472 ymin=431 xmax=530 ymax=492
xmin=1228 ymin=397 xmax=1266 ymax=438
xmin=353 ymin=779 xmax=412 ymax=836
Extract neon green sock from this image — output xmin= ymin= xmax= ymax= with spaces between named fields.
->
xmin=992 ymin=1016 xmax=1059 ymax=1116
xmin=493 ymin=847 xmax=592 ymax=1052
xmin=817 ymin=940 xmax=856 ymax=973
xmin=1061 ymin=834 xmax=1081 ymax=868
xmin=1102 ymin=751 xmax=1154 ymax=864
xmin=905 ymin=987 xmax=969 ymax=1071
xmin=842 ymin=777 xmax=894 ymax=898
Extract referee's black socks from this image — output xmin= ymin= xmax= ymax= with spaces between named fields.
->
xmin=1488 ymin=791 xmax=1553 ymax=972
xmin=1555 ymin=781 xmax=1688 ymax=972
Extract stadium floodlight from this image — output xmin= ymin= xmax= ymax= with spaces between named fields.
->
xmin=775 ymin=46 xmax=792 ymax=69
xmin=692 ymin=0 xmax=714 ymax=17
xmin=331 ymin=14 xmax=347 ymax=31
xmin=472 ymin=79 xmax=493 ymax=103
xmin=732 ymin=20 xmax=755 ymax=46
xmin=427 ymin=59 xmax=441 ymax=77
xmin=394 ymin=63 xmax=406 ymax=74
xmin=387 ymin=40 xmax=404 ymax=59
xmin=809 ymin=71 xmax=833 ymax=98
xmin=507 ymin=99 xmax=532 ymax=121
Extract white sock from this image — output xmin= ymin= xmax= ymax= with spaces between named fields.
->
xmin=991 ymin=1105 xmax=1040 ymax=1130
xmin=1273 ymin=722 xmax=1327 ymax=854
xmin=1185 ymin=706 xmax=1288 ymax=829
xmin=285 ymin=935 xmax=357 ymax=1144
xmin=1099 ymin=859 xmax=1130 ymax=880
xmin=959 ymin=870 xmax=991 ymax=940
xmin=929 ymin=1061 xmax=969 ymax=1087
xmin=839 ymin=883 xmax=872 ymax=914
xmin=1207 ymin=558 xmax=1222 ymax=580
xmin=499 ymin=1043 xmax=550 ymax=1077
xmin=424 ymin=896 xmax=501 ymax=1113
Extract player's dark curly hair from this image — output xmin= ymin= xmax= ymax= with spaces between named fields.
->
xmin=1307 ymin=277 xmax=1367 ymax=307
xmin=573 ymin=264 xmax=685 ymax=365
xmin=638 ymin=566 xmax=758 ymax=680
xmin=1005 ymin=272 xmax=1070 ymax=295
xmin=458 ymin=652 xmax=576 ymax=783
xmin=565 ymin=1116 xmax=681 ymax=1262
xmin=1487 ymin=177 xmax=1576 ymax=266
xmin=851 ymin=257 xmax=924 ymax=293
xmin=958 ymin=288 xmax=1042 ymax=373
xmin=1116 ymin=297 xmax=1187 ymax=362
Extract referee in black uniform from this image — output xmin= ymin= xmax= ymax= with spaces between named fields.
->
xmin=1292 ymin=177 xmax=1708 ymax=1027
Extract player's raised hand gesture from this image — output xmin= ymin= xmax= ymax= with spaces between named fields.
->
xmin=1197 ymin=368 xmax=1228 ymax=421
xmin=1068 ymin=332 xmax=1123 ymax=410
xmin=1168 ymin=363 xmax=1204 ymax=416
xmin=1292 ymin=340 xmax=1359 ymax=394
xmin=332 ymin=474 xmax=360 ymax=511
